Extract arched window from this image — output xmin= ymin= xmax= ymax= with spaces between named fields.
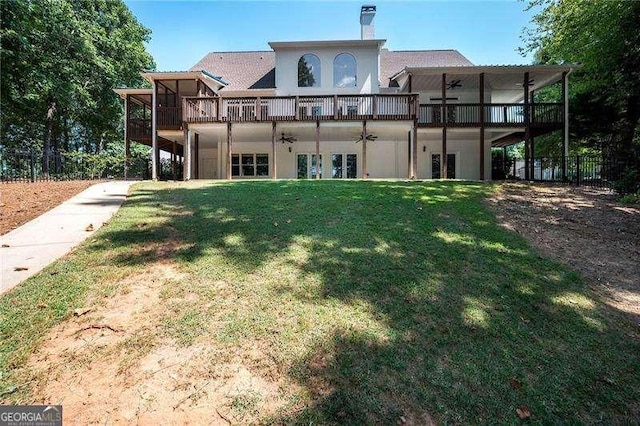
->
xmin=333 ymin=53 xmax=357 ymax=88
xmin=298 ymin=54 xmax=321 ymax=87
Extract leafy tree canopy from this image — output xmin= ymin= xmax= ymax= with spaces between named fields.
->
xmin=521 ymin=0 xmax=640 ymax=165
xmin=0 ymin=0 xmax=155 ymax=160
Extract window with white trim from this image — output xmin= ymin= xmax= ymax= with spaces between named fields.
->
xmin=298 ymin=54 xmax=321 ymax=87
xmin=333 ymin=53 xmax=357 ymax=88
xmin=232 ymin=153 xmax=269 ymax=177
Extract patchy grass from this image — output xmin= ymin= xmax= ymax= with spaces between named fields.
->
xmin=0 ymin=180 xmax=638 ymax=423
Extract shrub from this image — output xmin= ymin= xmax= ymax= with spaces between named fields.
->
xmin=611 ymin=166 xmax=640 ymax=196
xmin=619 ymin=192 xmax=640 ymax=205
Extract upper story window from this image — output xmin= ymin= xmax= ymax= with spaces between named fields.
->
xmin=298 ymin=54 xmax=321 ymax=87
xmin=333 ymin=53 xmax=357 ymax=88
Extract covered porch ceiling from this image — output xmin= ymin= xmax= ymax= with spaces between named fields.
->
xmin=113 ymin=88 xmax=152 ymax=105
xmin=392 ymin=65 xmax=578 ymax=102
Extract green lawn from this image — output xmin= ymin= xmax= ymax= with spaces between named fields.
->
xmin=1 ymin=180 xmax=638 ymax=423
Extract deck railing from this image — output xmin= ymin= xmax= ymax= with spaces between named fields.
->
xmin=418 ymin=103 xmax=563 ymax=127
xmin=183 ymin=94 xmax=417 ymax=123
xmin=127 ymin=118 xmax=152 ymax=138
xmin=155 ymin=97 xmax=562 ymax=127
xmin=157 ymin=106 xmax=182 ymax=129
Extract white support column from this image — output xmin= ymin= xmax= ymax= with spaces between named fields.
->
xmin=123 ymin=95 xmax=129 ymax=180
xmin=151 ymin=80 xmax=158 ymax=180
xmin=408 ymin=130 xmax=413 ymax=179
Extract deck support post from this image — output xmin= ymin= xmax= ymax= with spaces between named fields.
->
xmin=194 ymin=133 xmax=199 ymax=179
xmin=124 ymin=94 xmax=130 ymax=180
xmin=172 ymin=140 xmax=177 ymax=180
xmin=561 ymin=71 xmax=569 ymax=182
xmin=530 ymin=136 xmax=535 ymax=180
xmin=315 ymin=120 xmax=321 ymax=179
xmin=183 ymin=127 xmax=191 ymax=181
xmin=226 ymin=122 xmax=232 ymax=180
xmin=523 ymin=72 xmax=531 ymax=181
xmin=362 ymin=120 xmax=367 ymax=179
xmin=442 ymin=73 xmax=447 ymax=179
xmin=151 ymin=80 xmax=158 ymax=180
xmin=272 ymin=121 xmax=277 ymax=179
xmin=412 ymin=120 xmax=418 ymax=179
xmin=407 ymin=131 xmax=412 ymax=179
xmin=479 ymin=72 xmax=485 ymax=181
xmin=502 ymin=146 xmax=507 ymax=177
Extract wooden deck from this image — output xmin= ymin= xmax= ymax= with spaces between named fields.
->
xmin=129 ymin=96 xmax=564 ymax=133
xmin=182 ymin=94 xmax=418 ymax=124
xmin=417 ymin=103 xmax=563 ymax=128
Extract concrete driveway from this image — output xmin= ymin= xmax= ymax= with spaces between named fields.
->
xmin=1 ymin=180 xmax=136 ymax=295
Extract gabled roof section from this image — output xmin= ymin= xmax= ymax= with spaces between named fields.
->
xmin=380 ymin=49 xmax=474 ymax=88
xmin=141 ymin=70 xmax=227 ymax=90
xmin=190 ymin=51 xmax=276 ymax=91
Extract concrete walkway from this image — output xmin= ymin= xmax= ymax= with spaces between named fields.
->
xmin=1 ymin=180 xmax=136 ymax=295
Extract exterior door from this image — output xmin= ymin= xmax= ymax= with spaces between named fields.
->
xmin=297 ymin=154 xmax=323 ymax=179
xmin=431 ymin=153 xmax=456 ymax=179
xmin=331 ymin=153 xmax=358 ymax=178
xmin=199 ymin=156 xmax=217 ymax=179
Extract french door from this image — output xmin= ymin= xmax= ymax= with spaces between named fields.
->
xmin=297 ymin=154 xmax=323 ymax=179
xmin=431 ymin=153 xmax=456 ymax=179
xmin=330 ymin=153 xmax=357 ymax=178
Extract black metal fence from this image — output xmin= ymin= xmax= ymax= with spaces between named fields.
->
xmin=0 ymin=148 xmax=150 ymax=182
xmin=507 ymin=155 xmax=631 ymax=189
xmin=158 ymin=158 xmax=184 ymax=181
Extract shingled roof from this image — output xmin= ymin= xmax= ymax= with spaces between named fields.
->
xmin=189 ymin=51 xmax=276 ymax=91
xmin=190 ymin=48 xmax=473 ymax=91
xmin=379 ymin=49 xmax=473 ymax=88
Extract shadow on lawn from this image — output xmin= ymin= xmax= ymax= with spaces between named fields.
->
xmin=93 ymin=180 xmax=639 ymax=423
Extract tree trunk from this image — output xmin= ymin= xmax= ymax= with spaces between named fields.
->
xmin=63 ymin=116 xmax=70 ymax=152
xmin=96 ymin=132 xmax=105 ymax=154
xmin=53 ymin=115 xmax=61 ymax=173
xmin=42 ymin=98 xmax=56 ymax=174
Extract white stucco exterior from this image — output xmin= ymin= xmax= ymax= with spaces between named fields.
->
xmin=271 ymin=40 xmax=383 ymax=96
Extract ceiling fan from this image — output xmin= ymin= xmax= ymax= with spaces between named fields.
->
xmin=278 ymin=132 xmax=297 ymax=144
xmin=447 ymin=79 xmax=462 ymax=90
xmin=354 ymin=133 xmax=378 ymax=143
xmin=517 ymin=78 xmax=535 ymax=87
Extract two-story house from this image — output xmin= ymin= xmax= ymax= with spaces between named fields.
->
xmin=114 ymin=5 xmax=576 ymax=181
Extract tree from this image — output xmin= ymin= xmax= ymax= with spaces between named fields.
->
xmin=298 ymin=56 xmax=316 ymax=87
xmin=0 ymin=0 xmax=155 ymax=170
xmin=521 ymin=0 xmax=640 ymax=184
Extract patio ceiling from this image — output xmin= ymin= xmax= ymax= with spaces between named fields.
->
xmin=393 ymin=65 xmax=578 ymax=94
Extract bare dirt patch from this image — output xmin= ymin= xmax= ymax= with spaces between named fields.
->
xmin=487 ymin=183 xmax=640 ymax=318
xmin=24 ymin=262 xmax=291 ymax=424
xmin=0 ymin=180 xmax=101 ymax=235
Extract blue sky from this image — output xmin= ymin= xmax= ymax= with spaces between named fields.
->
xmin=124 ymin=1 xmax=538 ymax=71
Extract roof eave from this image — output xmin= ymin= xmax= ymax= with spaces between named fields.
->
xmin=268 ymin=39 xmax=386 ymax=50
xmin=140 ymin=70 xmax=228 ymax=90
xmin=113 ymin=88 xmax=153 ymax=99
xmin=401 ymin=64 xmax=581 ymax=76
